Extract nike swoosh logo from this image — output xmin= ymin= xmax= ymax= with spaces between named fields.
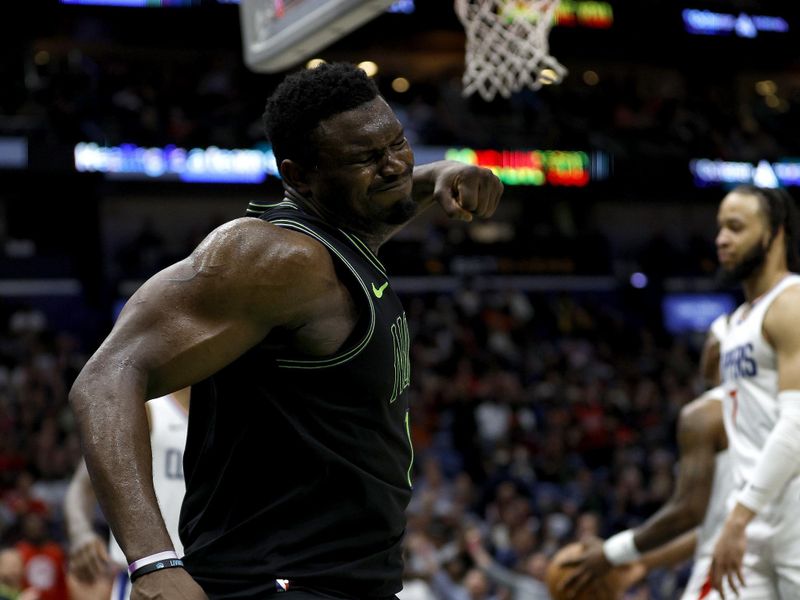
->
xmin=372 ymin=281 xmax=389 ymax=298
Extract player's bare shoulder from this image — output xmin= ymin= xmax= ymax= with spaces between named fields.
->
xmin=678 ymin=392 xmax=725 ymax=452
xmin=197 ymin=218 xmax=360 ymax=357
xmin=191 ymin=217 xmax=333 ymax=279
xmin=188 ymin=218 xmax=340 ymax=318
xmin=763 ymin=281 xmax=800 ymax=350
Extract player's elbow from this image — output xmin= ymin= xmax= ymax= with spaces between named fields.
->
xmin=68 ymin=356 xmax=126 ymax=419
xmin=68 ymin=368 xmax=92 ymax=417
xmin=68 ymin=368 xmax=109 ymax=438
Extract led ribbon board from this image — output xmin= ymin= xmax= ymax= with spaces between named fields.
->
xmin=554 ymin=0 xmax=613 ymax=28
xmin=662 ymin=293 xmax=736 ymax=334
xmin=690 ymin=158 xmax=800 ymax=188
xmin=498 ymin=0 xmax=613 ymax=28
xmin=75 ymin=143 xmax=608 ymax=185
xmin=60 ymin=0 xmax=203 ymax=5
xmin=446 ymin=148 xmax=605 ymax=186
xmin=74 ymin=143 xmax=279 ymax=183
xmin=683 ymin=9 xmax=788 ymax=38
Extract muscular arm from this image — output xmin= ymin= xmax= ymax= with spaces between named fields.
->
xmin=639 ymin=529 xmax=697 ymax=571
xmin=69 ymin=219 xmax=348 ymax=575
xmin=632 ymin=395 xmax=723 ymax=552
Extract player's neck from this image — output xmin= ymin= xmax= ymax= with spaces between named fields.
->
xmin=284 ymin=189 xmax=390 ymax=253
xmin=743 ymin=265 xmax=790 ymax=304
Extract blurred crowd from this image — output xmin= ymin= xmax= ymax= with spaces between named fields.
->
xmin=0 ymin=303 xmax=83 ymax=600
xmin=0 ymin=286 xmax=708 ymax=599
xmin=2 ymin=30 xmax=767 ymax=288
xmin=0 ymin=6 xmax=767 ymax=599
xmin=6 ymin=42 xmax=800 ymax=164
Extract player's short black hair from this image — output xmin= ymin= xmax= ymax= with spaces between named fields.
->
xmin=263 ymin=62 xmax=379 ymax=168
xmin=735 ymin=184 xmax=800 ymax=271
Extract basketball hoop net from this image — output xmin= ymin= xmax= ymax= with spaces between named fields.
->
xmin=455 ymin=0 xmax=567 ymax=101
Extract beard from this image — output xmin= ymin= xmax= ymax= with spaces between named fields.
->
xmin=717 ymin=239 xmax=769 ymax=285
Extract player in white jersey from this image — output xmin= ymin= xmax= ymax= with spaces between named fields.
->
xmin=560 ymin=315 xmax=732 ymax=600
xmin=711 ymin=184 xmax=800 ymax=599
xmin=65 ymin=389 xmax=189 ymax=600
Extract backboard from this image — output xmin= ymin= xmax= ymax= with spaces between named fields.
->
xmin=240 ymin=0 xmax=396 ymax=73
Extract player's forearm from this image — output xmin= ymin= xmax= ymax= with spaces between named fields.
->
xmin=410 ymin=162 xmax=443 ymax=208
xmin=639 ymin=529 xmax=697 ymax=571
xmin=736 ymin=391 xmax=800 ymax=514
xmin=69 ymin=361 xmax=174 ymax=562
xmin=632 ymin=498 xmax=706 ymax=554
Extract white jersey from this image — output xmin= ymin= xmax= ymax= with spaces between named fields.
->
xmin=720 ymin=274 xmax=800 ymax=503
xmin=709 ymin=312 xmax=729 ymax=345
xmin=108 ymin=394 xmax=188 ymax=565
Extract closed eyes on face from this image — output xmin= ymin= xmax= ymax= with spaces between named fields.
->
xmin=718 ymin=218 xmax=745 ymax=235
xmin=342 ymin=133 xmax=409 ymax=169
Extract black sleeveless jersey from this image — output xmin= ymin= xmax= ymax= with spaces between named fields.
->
xmin=180 ymin=199 xmax=413 ymax=599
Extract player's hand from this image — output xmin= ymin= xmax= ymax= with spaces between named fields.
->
xmin=710 ymin=518 xmax=747 ymax=600
xmin=69 ymin=534 xmax=112 ymax=583
xmin=559 ymin=537 xmax=613 ymax=599
xmin=131 ymin=568 xmax=208 ymax=600
xmin=431 ymin=162 xmax=503 ymax=222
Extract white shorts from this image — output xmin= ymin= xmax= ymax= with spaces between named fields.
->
xmin=710 ymin=476 xmax=800 ymax=599
xmin=680 ymin=555 xmax=720 ymax=600
xmin=679 ymin=554 xmax=784 ymax=600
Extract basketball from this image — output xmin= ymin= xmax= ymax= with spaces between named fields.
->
xmin=545 ymin=543 xmax=620 ymax=600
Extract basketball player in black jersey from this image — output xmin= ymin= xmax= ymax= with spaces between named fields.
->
xmin=69 ymin=63 xmax=503 ymax=600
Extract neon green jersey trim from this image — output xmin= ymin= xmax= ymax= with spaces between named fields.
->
xmin=405 ymin=409 xmax=414 ymax=488
xmin=246 ymin=199 xmax=299 ymax=216
xmin=267 ymin=218 xmax=376 ymax=369
xmin=338 ymin=230 xmax=387 ymax=276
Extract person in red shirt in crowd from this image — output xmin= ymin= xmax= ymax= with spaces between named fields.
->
xmin=14 ymin=514 xmax=67 ymax=600
xmin=0 ymin=546 xmax=40 ymax=600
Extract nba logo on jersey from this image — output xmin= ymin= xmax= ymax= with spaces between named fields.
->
xmin=275 ymin=579 xmax=291 ymax=592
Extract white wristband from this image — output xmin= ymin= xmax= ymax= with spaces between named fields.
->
xmin=602 ymin=529 xmax=641 ymax=566
xmin=127 ymin=551 xmax=180 ymax=576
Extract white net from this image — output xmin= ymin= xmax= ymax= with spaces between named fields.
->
xmin=455 ymin=0 xmax=567 ymax=101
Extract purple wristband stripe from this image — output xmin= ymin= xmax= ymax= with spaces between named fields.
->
xmin=127 ymin=551 xmax=180 ymax=576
